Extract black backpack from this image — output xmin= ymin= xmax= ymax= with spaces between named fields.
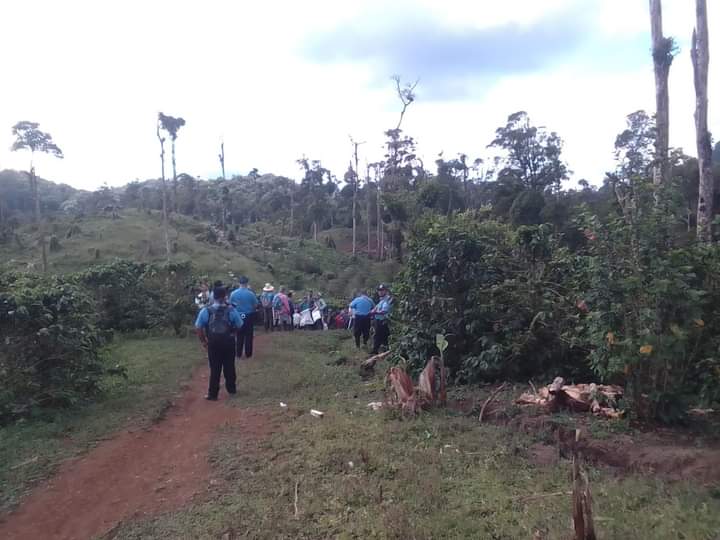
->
xmin=207 ymin=305 xmax=234 ymax=343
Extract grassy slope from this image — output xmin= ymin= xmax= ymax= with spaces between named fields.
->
xmin=0 ymin=210 xmax=397 ymax=303
xmin=110 ymin=333 xmax=720 ymax=540
xmin=0 ymin=335 xmax=201 ymax=514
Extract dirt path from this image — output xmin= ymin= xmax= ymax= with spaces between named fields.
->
xmin=0 ymin=339 xmax=273 ymax=540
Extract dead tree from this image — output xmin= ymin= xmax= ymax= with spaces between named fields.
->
xmin=392 ymin=75 xmax=418 ymax=131
xmin=349 ymin=136 xmax=365 ymax=257
xmin=156 ymin=117 xmax=171 ymax=260
xmin=219 ymin=141 xmax=226 ymax=181
xmin=692 ymin=0 xmax=713 ymax=242
xmin=649 ymin=0 xmax=675 ymax=188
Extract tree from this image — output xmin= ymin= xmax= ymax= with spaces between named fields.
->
xmin=297 ymin=157 xmax=334 ymax=240
xmin=649 ymin=0 xmax=676 ymax=187
xmin=158 ymin=112 xmax=186 ymax=213
xmin=489 ymin=111 xmax=568 ymax=191
xmin=691 ymin=0 xmax=713 ymax=242
xmin=218 ymin=141 xmax=226 ymax=181
xmin=10 ymin=121 xmax=64 ymax=272
xmin=156 ymin=115 xmax=171 ymax=260
xmin=349 ymin=136 xmax=365 ymax=256
xmin=608 ymin=111 xmax=656 ymax=222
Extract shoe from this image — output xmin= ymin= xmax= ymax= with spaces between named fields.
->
xmin=227 ymin=389 xmax=237 ymax=395
xmin=204 ymin=394 xmax=218 ymax=401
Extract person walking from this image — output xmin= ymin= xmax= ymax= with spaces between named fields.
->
xmin=349 ymin=290 xmax=374 ymax=349
xmin=370 ymin=284 xmax=393 ymax=354
xmin=230 ymin=276 xmax=259 ymax=359
xmin=260 ymin=283 xmax=275 ymax=332
xmin=195 ymin=286 xmax=244 ymax=400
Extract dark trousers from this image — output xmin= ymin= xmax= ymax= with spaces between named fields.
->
xmin=263 ymin=307 xmax=273 ymax=332
xmin=354 ymin=315 xmax=371 ymax=348
xmin=237 ymin=312 xmax=255 ymax=358
xmin=372 ymin=319 xmax=390 ymax=354
xmin=208 ymin=338 xmax=236 ymax=398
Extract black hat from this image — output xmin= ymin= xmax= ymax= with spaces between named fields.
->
xmin=377 ymin=283 xmax=389 ymax=291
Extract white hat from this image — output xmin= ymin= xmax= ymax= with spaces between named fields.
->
xmin=263 ymin=283 xmax=275 ymax=292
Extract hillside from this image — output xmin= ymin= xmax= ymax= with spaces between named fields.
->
xmin=0 ymin=208 xmax=398 ymax=303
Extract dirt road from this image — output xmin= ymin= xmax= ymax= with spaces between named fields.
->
xmin=0 ymin=344 xmax=272 ymax=540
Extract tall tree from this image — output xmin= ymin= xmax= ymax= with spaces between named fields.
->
xmin=349 ymin=136 xmax=365 ymax=256
xmin=649 ymin=0 xmax=675 ymax=187
xmin=691 ymin=0 xmax=713 ymax=242
xmin=219 ymin=141 xmax=226 ymax=181
xmin=489 ymin=111 xmax=568 ymax=191
xmin=156 ymin=115 xmax=171 ymax=260
xmin=158 ymin=113 xmax=186 ymax=213
xmin=10 ymin=121 xmax=63 ymax=272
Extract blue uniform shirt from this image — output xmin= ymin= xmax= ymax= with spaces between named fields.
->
xmin=373 ymin=296 xmax=393 ymax=321
xmin=350 ymin=295 xmax=375 ymax=316
xmin=195 ymin=302 xmax=244 ymax=329
xmin=230 ymin=287 xmax=259 ymax=315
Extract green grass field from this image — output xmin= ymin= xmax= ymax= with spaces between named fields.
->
xmin=105 ymin=332 xmax=720 ymax=540
xmin=0 ymin=335 xmax=201 ymax=514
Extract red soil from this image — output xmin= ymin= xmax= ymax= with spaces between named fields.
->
xmin=0 ymin=342 xmax=275 ymax=540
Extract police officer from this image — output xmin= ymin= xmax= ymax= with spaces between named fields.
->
xmin=370 ymin=284 xmax=393 ymax=354
xmin=230 ymin=276 xmax=259 ymax=359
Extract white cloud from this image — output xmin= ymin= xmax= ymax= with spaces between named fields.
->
xmin=0 ymin=0 xmax=717 ymax=190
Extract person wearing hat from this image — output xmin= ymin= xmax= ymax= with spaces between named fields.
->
xmin=260 ymin=283 xmax=276 ymax=333
xmin=230 ymin=276 xmax=259 ymax=358
xmin=370 ymin=284 xmax=393 ymax=354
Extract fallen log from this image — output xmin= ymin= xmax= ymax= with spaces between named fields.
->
xmin=479 ymin=383 xmax=507 ymax=423
xmin=361 ymin=350 xmax=392 ymax=370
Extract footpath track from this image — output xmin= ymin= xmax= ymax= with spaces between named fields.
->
xmin=0 ymin=337 xmax=272 ymax=540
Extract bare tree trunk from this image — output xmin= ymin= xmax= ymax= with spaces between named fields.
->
xmin=650 ymin=0 xmax=674 ymax=188
xmin=289 ymin=186 xmax=294 ymax=236
xmin=28 ymin=165 xmax=48 ymax=273
xmin=693 ymin=0 xmax=713 ymax=242
xmin=157 ymin=124 xmax=171 ymax=261
xmin=313 ymin=221 xmax=317 ymax=242
xmin=219 ymin=142 xmax=226 ymax=181
xmin=171 ymin=138 xmax=178 ymax=214
xmin=377 ymin=181 xmax=382 ymax=260
xmin=352 ymin=160 xmax=357 ymax=257
xmin=366 ymin=164 xmax=371 ymax=258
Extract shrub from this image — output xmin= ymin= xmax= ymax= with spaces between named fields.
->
xmin=0 ymin=272 xmax=111 ymax=424
xmin=77 ymin=259 xmax=195 ymax=332
xmin=394 ymin=214 xmax=587 ymax=383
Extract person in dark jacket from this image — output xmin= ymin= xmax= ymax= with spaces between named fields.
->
xmin=195 ymin=286 xmax=244 ymax=400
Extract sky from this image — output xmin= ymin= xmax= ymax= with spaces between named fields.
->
xmin=0 ymin=0 xmax=718 ymax=190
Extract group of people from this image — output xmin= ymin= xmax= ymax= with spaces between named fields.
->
xmin=193 ymin=277 xmax=393 ymax=401
xmin=258 ymin=285 xmax=329 ymax=331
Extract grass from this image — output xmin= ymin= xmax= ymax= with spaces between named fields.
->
xmin=0 ymin=210 xmax=397 ymax=303
xmin=106 ymin=332 xmax=720 ymax=540
xmin=0 ymin=335 xmax=201 ymax=514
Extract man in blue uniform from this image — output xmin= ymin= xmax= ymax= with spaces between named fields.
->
xmin=195 ymin=286 xmax=244 ymax=400
xmin=230 ymin=276 xmax=259 ymax=358
xmin=370 ymin=284 xmax=393 ymax=354
xmin=349 ymin=290 xmax=374 ymax=349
